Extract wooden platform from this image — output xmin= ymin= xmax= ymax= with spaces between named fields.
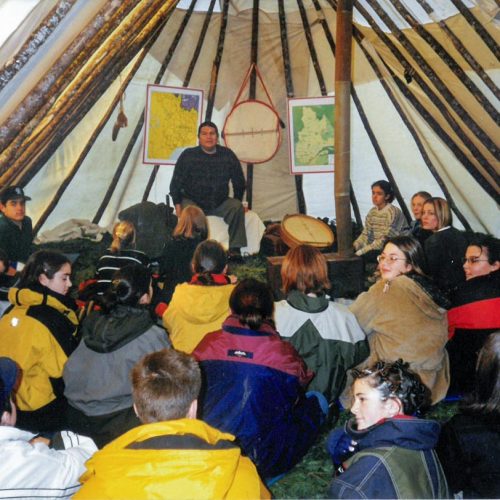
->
xmin=267 ymin=252 xmax=364 ymax=300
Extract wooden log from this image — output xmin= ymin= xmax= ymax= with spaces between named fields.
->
xmin=391 ymin=0 xmax=498 ymax=124
xmin=205 ymin=0 xmax=230 ymax=121
xmin=0 ymin=0 xmax=77 ymax=92
xmin=354 ymin=0 xmax=499 ymax=191
xmin=1 ymin=0 xmax=180 ymax=187
xmin=0 ymin=0 xmax=136 ymax=155
xmin=335 ymin=0 xmax=354 ymax=256
xmin=278 ymin=0 xmax=306 ymax=214
xmin=415 ymin=0 xmax=499 ymax=100
xmin=364 ymin=0 xmax=498 ymax=161
xmin=317 ymin=0 xmax=412 ymax=225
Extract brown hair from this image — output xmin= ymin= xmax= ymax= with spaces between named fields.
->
xmin=230 ymin=278 xmax=274 ymax=330
xmin=173 ymin=205 xmax=208 ymax=240
xmin=281 ymin=245 xmax=331 ymax=295
xmin=411 ymin=191 xmax=432 ymax=203
xmin=384 ymin=236 xmax=428 ymax=277
xmin=132 ymin=349 xmax=201 ymax=423
xmin=423 ymin=197 xmax=452 ymax=230
xmin=111 ymin=221 xmax=136 ymax=253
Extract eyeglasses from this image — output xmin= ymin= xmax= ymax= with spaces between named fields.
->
xmin=377 ymin=255 xmax=407 ymax=264
xmin=462 ymin=257 xmax=489 ymax=265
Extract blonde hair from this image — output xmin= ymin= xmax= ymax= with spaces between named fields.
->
xmin=173 ymin=205 xmax=208 ymax=240
xmin=111 ymin=221 xmax=136 ymax=253
xmin=423 ymin=197 xmax=452 ymax=230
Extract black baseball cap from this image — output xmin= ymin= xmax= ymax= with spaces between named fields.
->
xmin=0 ymin=186 xmax=31 ymax=204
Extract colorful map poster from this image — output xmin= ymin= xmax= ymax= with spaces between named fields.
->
xmin=287 ymin=96 xmax=335 ymax=174
xmin=143 ymin=85 xmax=203 ymax=165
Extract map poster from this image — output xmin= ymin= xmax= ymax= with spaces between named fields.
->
xmin=287 ymin=96 xmax=335 ymax=174
xmin=143 ymin=84 xmax=203 ymax=165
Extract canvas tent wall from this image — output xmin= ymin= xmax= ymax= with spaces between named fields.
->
xmin=0 ymin=0 xmax=498 ymax=237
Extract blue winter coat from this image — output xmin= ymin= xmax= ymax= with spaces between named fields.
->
xmin=193 ymin=315 xmax=324 ymax=478
xmin=329 ymin=417 xmax=449 ymax=499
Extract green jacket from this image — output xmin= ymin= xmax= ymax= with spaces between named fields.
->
xmin=275 ymin=290 xmax=369 ymax=402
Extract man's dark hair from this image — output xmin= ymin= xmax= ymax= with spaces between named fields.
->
xmin=198 ymin=121 xmax=219 ymax=136
xmin=467 ymin=233 xmax=499 ymax=264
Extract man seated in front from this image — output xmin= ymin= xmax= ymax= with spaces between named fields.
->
xmin=170 ymin=121 xmax=247 ymax=261
xmin=0 ymin=357 xmax=97 ymax=498
xmin=76 ymin=349 xmax=269 ymax=499
xmin=0 ymin=185 xmax=34 ymax=271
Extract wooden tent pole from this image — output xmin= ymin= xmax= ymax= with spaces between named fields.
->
xmin=0 ymin=0 xmax=178 ymax=183
xmin=354 ymin=1 xmax=499 ymax=195
xmin=391 ymin=0 xmax=498 ymax=129
xmin=450 ymin=0 xmax=500 ymax=58
xmin=245 ymin=0 xmax=260 ymax=210
xmin=93 ymin=0 xmax=198 ymax=224
xmin=317 ymin=0 xmax=410 ymax=225
xmin=364 ymin=0 xmax=498 ymax=162
xmin=277 ymin=0 xmax=306 ymax=214
xmin=0 ymin=0 xmax=78 ymax=92
xmin=415 ymin=0 xmax=499 ymax=100
xmin=0 ymin=0 xmax=136 ymax=155
xmin=143 ymin=0 xmax=217 ymax=201
xmin=33 ymin=13 xmax=170 ymax=235
xmin=205 ymin=0 xmax=230 ymax=121
xmin=334 ymin=0 xmax=353 ymax=256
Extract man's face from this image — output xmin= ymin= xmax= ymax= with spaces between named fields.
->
xmin=0 ymin=198 xmax=26 ymax=222
xmin=198 ymin=126 xmax=218 ymax=152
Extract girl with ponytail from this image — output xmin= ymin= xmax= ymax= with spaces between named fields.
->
xmin=64 ymin=263 xmax=170 ymax=447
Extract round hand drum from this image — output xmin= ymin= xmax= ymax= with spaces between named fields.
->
xmin=223 ymin=100 xmax=282 ymax=164
xmin=281 ymin=214 xmax=334 ymax=249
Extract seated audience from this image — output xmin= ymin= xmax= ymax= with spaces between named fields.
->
xmin=95 ymin=220 xmax=149 ymax=294
xmin=75 ymin=349 xmax=269 ymax=499
xmin=0 ymin=357 xmax=97 ymax=499
xmin=421 ymin=196 xmax=468 ymax=295
xmin=64 ymin=264 xmax=170 ymax=448
xmin=193 ymin=278 xmax=326 ymax=479
xmin=437 ymin=332 xmax=500 ymax=499
xmin=408 ymin=190 xmax=433 ymax=246
xmin=0 ymin=250 xmax=78 ymax=432
xmin=353 ymin=180 xmax=406 ymax=262
xmin=446 ymin=233 xmax=500 ymax=395
xmin=274 ymin=245 xmax=369 ymax=402
xmin=348 ymin=236 xmax=450 ymax=404
xmin=159 ymin=205 xmax=208 ymax=303
xmin=163 ymin=239 xmax=235 ymax=353
xmin=0 ymin=185 xmax=34 ymax=267
xmin=329 ymin=360 xmax=449 ymax=499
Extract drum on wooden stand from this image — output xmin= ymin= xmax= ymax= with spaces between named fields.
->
xmin=280 ymin=214 xmax=334 ymax=249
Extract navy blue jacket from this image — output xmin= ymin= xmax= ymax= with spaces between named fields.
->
xmin=330 ymin=417 xmax=449 ymax=499
xmin=193 ymin=315 xmax=324 ymax=478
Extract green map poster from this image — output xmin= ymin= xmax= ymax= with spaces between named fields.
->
xmin=143 ymin=85 xmax=203 ymax=165
xmin=287 ymin=96 xmax=335 ymax=174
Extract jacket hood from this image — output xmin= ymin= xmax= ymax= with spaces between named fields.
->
xmin=346 ymin=416 xmax=441 ymax=451
xmin=286 ymin=290 xmax=329 ymax=313
xmin=82 ymin=305 xmax=154 ymax=353
xmin=8 ymin=284 xmax=79 ymax=325
xmin=170 ymin=282 xmax=234 ymax=325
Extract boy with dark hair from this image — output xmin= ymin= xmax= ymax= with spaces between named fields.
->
xmin=0 ymin=357 xmax=97 ymax=499
xmin=76 ymin=349 xmax=269 ymax=499
xmin=0 ymin=185 xmax=34 ymax=267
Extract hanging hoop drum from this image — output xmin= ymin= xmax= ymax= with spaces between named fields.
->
xmin=223 ymin=100 xmax=281 ymax=164
xmin=281 ymin=214 xmax=334 ymax=249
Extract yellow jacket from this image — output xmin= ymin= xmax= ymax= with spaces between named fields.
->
xmin=163 ymin=282 xmax=234 ymax=353
xmin=0 ymin=286 xmax=78 ymax=411
xmin=76 ymin=418 xmax=270 ymax=499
